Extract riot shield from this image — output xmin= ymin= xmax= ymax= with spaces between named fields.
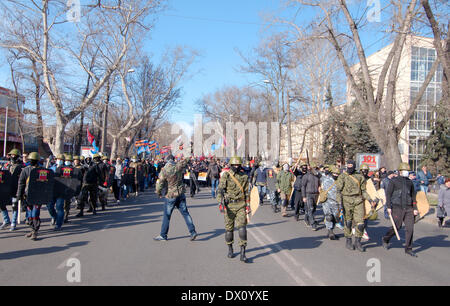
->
xmin=0 ymin=170 xmax=12 ymax=205
xmin=105 ymin=165 xmax=116 ymax=188
xmin=122 ymin=167 xmax=135 ymax=186
xmin=26 ymin=167 xmax=55 ymax=205
xmin=8 ymin=163 xmax=23 ymax=195
xmin=53 ymin=167 xmax=82 ymax=200
xmin=136 ymin=164 xmax=144 ymax=181
xmin=72 ymin=167 xmax=83 ymax=197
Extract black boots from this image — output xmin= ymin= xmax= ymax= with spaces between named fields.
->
xmin=346 ymin=237 xmax=354 ymax=250
xmin=354 ymin=237 xmax=365 ymax=252
xmin=240 ymin=246 xmax=248 ymax=263
xmin=226 ymin=229 xmax=249 ymax=263
xmin=346 ymin=237 xmax=365 ymax=252
xmin=225 ymin=231 xmax=233 ymax=258
xmin=227 ymin=244 xmax=234 ymax=258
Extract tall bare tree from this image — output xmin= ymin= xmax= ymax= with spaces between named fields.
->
xmin=0 ymin=0 xmax=165 ymax=155
xmin=420 ymin=0 xmax=449 ymax=102
xmin=94 ymin=50 xmax=195 ymax=160
xmin=281 ymin=0 xmax=442 ymax=169
xmin=237 ymin=33 xmax=293 ymax=158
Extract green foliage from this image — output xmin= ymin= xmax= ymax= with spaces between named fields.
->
xmin=420 ymin=100 xmax=450 ymax=177
xmin=345 ymin=102 xmax=380 ymax=159
xmin=322 ymin=96 xmax=379 ymax=164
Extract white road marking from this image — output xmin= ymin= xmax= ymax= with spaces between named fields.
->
xmin=248 ymin=223 xmax=326 ymax=286
xmin=248 ymin=228 xmax=306 ymax=286
xmin=57 ymin=252 xmax=80 ymax=269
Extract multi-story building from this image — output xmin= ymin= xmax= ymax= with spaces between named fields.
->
xmin=346 ymin=35 xmax=442 ymax=171
xmin=0 ymin=86 xmax=25 ymax=156
xmin=0 ymin=86 xmax=39 ymax=156
xmin=279 ymin=36 xmax=443 ymax=170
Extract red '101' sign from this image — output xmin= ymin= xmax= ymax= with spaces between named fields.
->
xmin=363 ymin=155 xmax=377 ymax=165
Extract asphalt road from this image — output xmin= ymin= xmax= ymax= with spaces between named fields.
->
xmin=0 ymin=187 xmax=449 ymax=286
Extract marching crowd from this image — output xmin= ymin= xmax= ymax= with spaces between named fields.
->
xmin=0 ymin=149 xmax=168 ymax=240
xmin=190 ymin=156 xmax=450 ymax=258
xmin=1 ymin=148 xmax=449 ymax=260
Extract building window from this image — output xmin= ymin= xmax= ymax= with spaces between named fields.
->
xmin=409 ymin=46 xmax=443 ymax=170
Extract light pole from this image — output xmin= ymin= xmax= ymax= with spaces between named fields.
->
xmin=3 ymin=106 xmax=8 ymax=157
xmin=262 ymin=79 xmax=286 ymax=161
xmin=286 ymin=93 xmax=293 ymax=161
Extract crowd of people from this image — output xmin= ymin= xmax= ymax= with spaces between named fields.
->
xmin=1 ymin=148 xmax=449 ymax=260
xmin=0 ymin=149 xmax=170 ymax=240
xmin=185 ymin=156 xmax=449 ymax=258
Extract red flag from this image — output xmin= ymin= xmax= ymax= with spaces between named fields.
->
xmin=87 ymin=128 xmax=95 ymax=144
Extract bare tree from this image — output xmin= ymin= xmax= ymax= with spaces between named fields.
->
xmin=0 ymin=0 xmax=165 ymax=155
xmin=94 ymin=49 xmax=195 ymax=160
xmin=420 ymin=0 xmax=449 ymax=102
xmin=281 ymin=0 xmax=442 ymax=169
xmin=237 ymin=33 xmax=293 ymax=158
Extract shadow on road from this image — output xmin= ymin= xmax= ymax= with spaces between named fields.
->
xmin=0 ymin=190 xmax=163 ymax=242
xmin=414 ymin=235 xmax=450 ymax=253
xmin=0 ymin=241 xmax=89 ymax=260
xmin=246 ymin=235 xmax=323 ymax=262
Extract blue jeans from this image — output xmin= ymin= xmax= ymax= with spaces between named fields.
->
xmin=122 ymin=185 xmax=131 ymax=199
xmin=160 ymin=194 xmax=196 ymax=239
xmin=257 ymin=185 xmax=267 ymax=204
xmin=211 ymin=179 xmax=219 ymax=198
xmin=27 ymin=205 xmax=42 ymax=231
xmin=47 ymin=198 xmax=65 ymax=228
xmin=420 ymin=185 xmax=428 ymax=194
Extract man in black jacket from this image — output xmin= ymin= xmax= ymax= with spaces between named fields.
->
xmin=16 ymin=152 xmax=54 ymax=240
xmin=207 ymin=159 xmax=221 ymax=198
xmin=292 ymin=163 xmax=307 ymax=221
xmin=302 ymin=163 xmax=321 ymax=230
xmin=1 ymin=149 xmax=24 ymax=231
xmin=382 ymin=162 xmax=419 ymax=257
xmin=76 ymin=154 xmax=103 ymax=217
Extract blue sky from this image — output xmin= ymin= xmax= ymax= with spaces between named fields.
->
xmin=148 ymin=0 xmax=287 ymax=125
xmin=146 ymin=0 xmax=392 ymax=126
xmin=0 ymin=0 xmax=394 ymax=129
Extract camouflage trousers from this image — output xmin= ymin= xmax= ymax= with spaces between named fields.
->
xmin=342 ymin=195 xmax=365 ymax=238
xmin=224 ymin=201 xmax=247 ymax=246
xmin=322 ymin=199 xmax=340 ymax=230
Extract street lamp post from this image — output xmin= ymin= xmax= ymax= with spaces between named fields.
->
xmin=3 ymin=106 xmax=8 ymax=157
xmin=286 ymin=93 xmax=293 ymax=161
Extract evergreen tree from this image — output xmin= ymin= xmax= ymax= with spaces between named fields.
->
xmin=421 ymin=100 xmax=450 ymax=177
xmin=322 ymin=86 xmax=348 ymax=164
xmin=345 ymin=101 xmax=380 ymax=159
xmin=322 ymin=98 xmax=379 ymax=164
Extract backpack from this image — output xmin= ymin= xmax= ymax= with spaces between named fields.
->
xmin=318 ymin=181 xmax=336 ymax=203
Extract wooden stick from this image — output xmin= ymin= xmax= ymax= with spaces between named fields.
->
xmin=18 ymin=200 xmax=21 ymax=225
xmin=388 ymin=211 xmax=401 ymax=241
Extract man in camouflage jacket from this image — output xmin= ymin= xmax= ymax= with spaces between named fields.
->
xmin=154 ymin=155 xmax=197 ymax=241
xmin=217 ymin=156 xmax=250 ymax=263
xmin=335 ymin=160 xmax=370 ymax=252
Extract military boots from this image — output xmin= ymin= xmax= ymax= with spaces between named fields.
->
xmin=354 ymin=237 xmax=365 ymax=252
xmin=240 ymin=246 xmax=248 ymax=263
xmin=228 ymin=245 xmax=234 ymax=258
xmin=346 ymin=238 xmax=355 ymax=250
